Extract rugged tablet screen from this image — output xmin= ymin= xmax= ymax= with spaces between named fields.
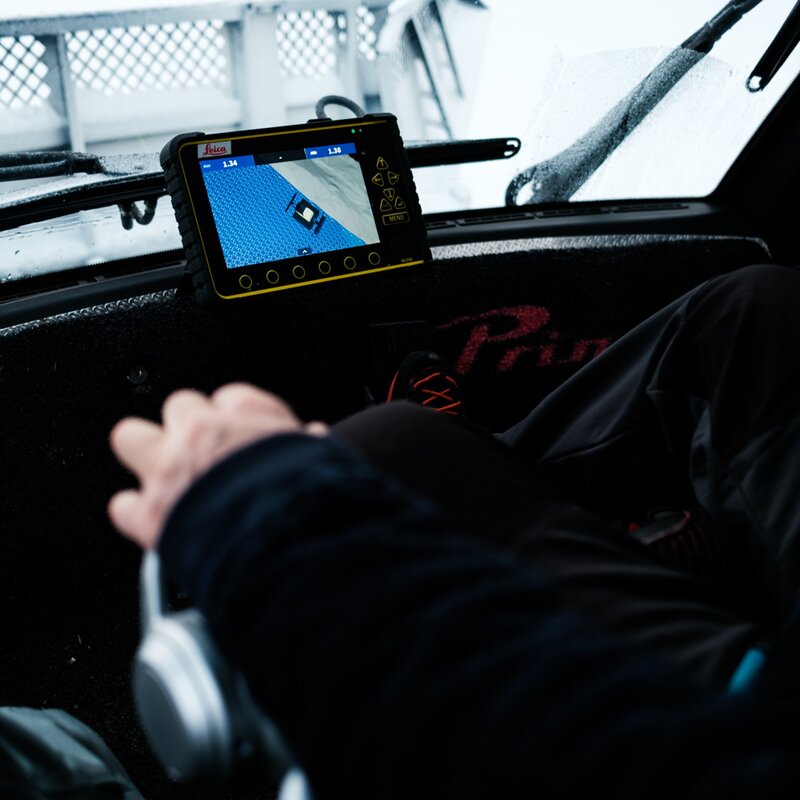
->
xmin=161 ymin=114 xmax=429 ymax=304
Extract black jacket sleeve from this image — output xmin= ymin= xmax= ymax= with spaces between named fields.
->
xmin=159 ymin=433 xmax=800 ymax=800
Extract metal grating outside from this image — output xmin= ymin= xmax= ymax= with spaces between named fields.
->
xmin=0 ymin=36 xmax=50 ymax=109
xmin=1 ymin=7 xmax=381 ymax=108
xmin=355 ymin=5 xmax=379 ymax=61
xmin=66 ymin=20 xmax=229 ymax=95
xmin=276 ymin=5 xmax=379 ymax=77
xmin=277 ymin=9 xmax=339 ymax=78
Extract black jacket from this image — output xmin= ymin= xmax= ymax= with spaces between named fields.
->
xmin=160 ymin=433 xmax=800 ymax=799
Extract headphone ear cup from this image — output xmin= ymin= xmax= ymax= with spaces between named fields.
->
xmin=134 ymin=553 xmax=294 ymax=785
xmin=133 ymin=609 xmax=237 ymax=783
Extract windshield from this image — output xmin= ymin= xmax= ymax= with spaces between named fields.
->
xmin=1 ymin=0 xmax=799 ymax=282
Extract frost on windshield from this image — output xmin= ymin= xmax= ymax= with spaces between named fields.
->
xmin=0 ymin=204 xmax=180 ymax=283
xmin=435 ymin=0 xmax=800 ymax=211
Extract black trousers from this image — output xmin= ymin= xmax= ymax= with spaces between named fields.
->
xmin=333 ymin=264 xmax=800 ymax=686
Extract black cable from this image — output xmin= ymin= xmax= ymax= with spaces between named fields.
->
xmin=118 ymin=198 xmax=159 ymax=230
xmin=314 ymin=95 xmax=367 ymax=119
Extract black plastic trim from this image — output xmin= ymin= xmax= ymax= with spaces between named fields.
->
xmin=710 ymin=54 xmax=800 ymax=263
xmin=424 ymin=201 xmax=751 ymax=246
xmin=0 ymin=263 xmax=183 ymax=329
xmin=0 ymin=199 xmax=760 ymax=329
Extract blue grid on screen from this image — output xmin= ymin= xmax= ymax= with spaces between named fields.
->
xmin=203 ymin=165 xmax=365 ymax=269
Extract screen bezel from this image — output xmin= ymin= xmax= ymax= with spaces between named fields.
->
xmin=175 ymin=117 xmax=426 ymax=300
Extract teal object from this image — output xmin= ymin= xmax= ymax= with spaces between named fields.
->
xmin=728 ymin=648 xmax=766 ymax=693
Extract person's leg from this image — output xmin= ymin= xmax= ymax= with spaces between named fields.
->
xmin=334 ymin=403 xmax=551 ymax=544
xmin=502 ymin=264 xmax=800 ymax=619
xmin=332 ymin=402 xmax=766 ymax=686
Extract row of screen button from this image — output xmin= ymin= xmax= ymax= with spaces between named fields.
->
xmin=237 ymin=251 xmax=382 ymax=290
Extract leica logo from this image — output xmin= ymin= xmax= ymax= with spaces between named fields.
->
xmin=198 ymin=141 xmax=231 ymax=157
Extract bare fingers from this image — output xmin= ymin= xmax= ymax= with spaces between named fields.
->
xmin=108 ymin=488 xmax=161 ymax=549
xmin=109 ymin=417 xmax=163 ymax=481
xmin=211 ymin=383 xmax=299 ymax=421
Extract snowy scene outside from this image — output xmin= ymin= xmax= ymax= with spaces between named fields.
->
xmin=0 ymin=0 xmax=799 ymax=281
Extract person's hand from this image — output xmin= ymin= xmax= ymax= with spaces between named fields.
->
xmin=108 ymin=383 xmax=327 ymax=550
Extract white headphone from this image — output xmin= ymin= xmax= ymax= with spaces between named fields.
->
xmin=133 ymin=551 xmax=296 ymax=787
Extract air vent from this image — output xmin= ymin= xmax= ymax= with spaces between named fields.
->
xmin=610 ymin=203 xmax=689 ymax=213
xmin=425 ymin=220 xmax=457 ymax=230
xmin=437 ymin=202 xmax=691 ymax=227
xmin=539 ymin=208 xmax=609 ymax=218
xmin=455 ymin=213 xmax=526 ymax=226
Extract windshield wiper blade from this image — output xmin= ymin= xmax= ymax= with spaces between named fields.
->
xmin=506 ymin=0 xmax=765 ymax=206
xmin=747 ymin=0 xmax=800 ymax=91
xmin=0 ymin=153 xmax=165 ymax=234
xmin=0 ymin=151 xmax=103 ymax=181
xmin=406 ymin=137 xmax=520 ymax=167
xmin=0 ymin=153 xmax=162 ymax=230
xmin=0 ymin=138 xmax=519 ymax=233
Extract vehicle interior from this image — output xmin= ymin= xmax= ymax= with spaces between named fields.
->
xmin=2 ymin=0 xmax=800 ymax=797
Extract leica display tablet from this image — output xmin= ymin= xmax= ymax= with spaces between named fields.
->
xmin=161 ymin=114 xmax=429 ymax=304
